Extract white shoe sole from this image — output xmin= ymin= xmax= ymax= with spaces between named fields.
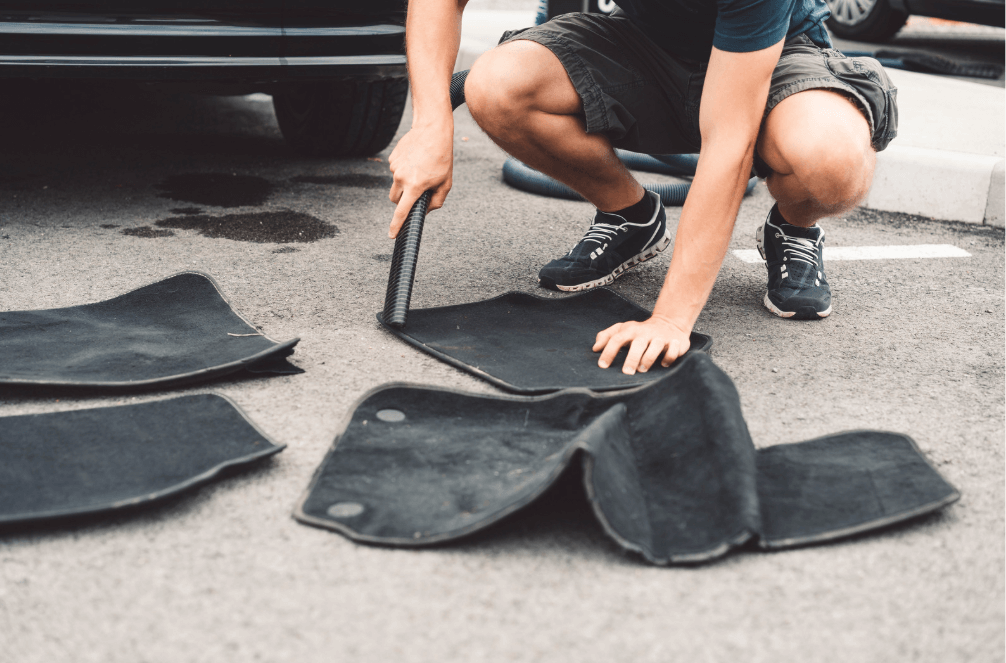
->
xmin=552 ymin=230 xmax=673 ymax=293
xmin=763 ymin=292 xmax=832 ymax=319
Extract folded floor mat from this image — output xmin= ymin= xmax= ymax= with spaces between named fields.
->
xmin=0 ymin=272 xmax=301 ymax=388
xmin=378 ymin=289 xmax=713 ymax=393
xmin=0 ymin=394 xmax=284 ymax=525
xmin=295 ymin=353 xmax=958 ymax=564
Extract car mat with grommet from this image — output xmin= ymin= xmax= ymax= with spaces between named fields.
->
xmin=0 ymin=393 xmax=284 ymax=527
xmin=294 ymin=353 xmax=959 ymax=565
xmin=378 ymin=288 xmax=713 ymax=394
xmin=0 ymin=272 xmax=302 ymax=389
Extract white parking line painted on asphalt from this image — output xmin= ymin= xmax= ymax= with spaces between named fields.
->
xmin=732 ymin=244 xmax=972 ymax=264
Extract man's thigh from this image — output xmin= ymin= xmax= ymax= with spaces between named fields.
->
xmin=497 ymin=12 xmax=702 ymax=154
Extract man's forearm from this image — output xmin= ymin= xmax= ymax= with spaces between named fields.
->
xmin=650 ymin=146 xmax=754 ymax=331
xmin=406 ymin=0 xmax=468 ymax=126
xmin=591 ymin=43 xmax=779 ymax=373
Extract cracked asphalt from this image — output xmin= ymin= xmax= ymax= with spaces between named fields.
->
xmin=0 ymin=81 xmax=1002 ymax=663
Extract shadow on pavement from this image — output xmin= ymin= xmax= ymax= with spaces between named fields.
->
xmin=0 ymin=80 xmax=288 ymax=158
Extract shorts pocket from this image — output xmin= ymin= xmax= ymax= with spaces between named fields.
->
xmin=825 ymin=54 xmax=898 ymax=151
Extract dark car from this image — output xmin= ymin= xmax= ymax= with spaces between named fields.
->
xmin=823 ymin=0 xmax=1004 ymax=42
xmin=0 ymin=1 xmax=409 ymax=156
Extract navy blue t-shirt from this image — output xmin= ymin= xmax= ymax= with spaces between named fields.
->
xmin=615 ymin=0 xmax=832 ymax=61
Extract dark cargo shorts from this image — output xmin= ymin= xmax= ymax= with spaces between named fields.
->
xmin=499 ymin=12 xmax=898 ymax=174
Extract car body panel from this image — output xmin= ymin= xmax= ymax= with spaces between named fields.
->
xmin=0 ymin=2 xmax=284 ymax=24
xmin=0 ymin=2 xmax=406 ymax=84
xmin=904 ymin=0 xmax=1005 ymax=26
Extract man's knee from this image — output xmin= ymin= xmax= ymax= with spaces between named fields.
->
xmin=789 ymin=134 xmax=873 ymax=209
xmin=467 ymin=44 xmax=539 ymax=129
xmin=817 ymin=137 xmax=874 ymax=206
xmin=465 ymin=40 xmax=578 ymax=135
xmin=762 ymin=91 xmax=876 ymax=210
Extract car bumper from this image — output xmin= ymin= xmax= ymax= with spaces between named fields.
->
xmin=0 ymin=21 xmax=407 ymax=82
xmin=0 ymin=54 xmax=407 ymax=82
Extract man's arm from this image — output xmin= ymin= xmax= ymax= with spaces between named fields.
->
xmin=593 ymin=40 xmax=785 ymax=374
xmin=387 ymin=0 xmax=468 ymax=238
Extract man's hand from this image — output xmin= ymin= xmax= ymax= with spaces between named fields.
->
xmin=589 ymin=42 xmax=784 ymax=376
xmin=387 ymin=119 xmax=454 ymax=238
xmin=593 ymin=317 xmax=691 ymax=375
xmin=387 ymin=0 xmax=468 ymax=238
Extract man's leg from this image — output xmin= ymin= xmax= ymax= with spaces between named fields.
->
xmin=465 ymin=37 xmax=674 ymax=291
xmin=464 ymin=39 xmax=644 ymax=212
xmin=757 ymin=89 xmax=875 ymax=227
xmin=754 ymin=88 xmax=875 ymax=319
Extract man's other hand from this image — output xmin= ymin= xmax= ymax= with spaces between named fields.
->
xmin=593 ymin=317 xmax=691 ymax=375
xmin=388 ymin=119 xmax=454 ymax=238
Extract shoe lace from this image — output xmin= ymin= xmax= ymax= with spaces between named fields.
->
xmin=778 ymin=230 xmax=820 ymax=267
xmin=581 ymin=221 xmax=625 ymax=246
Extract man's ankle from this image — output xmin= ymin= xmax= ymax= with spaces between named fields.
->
xmin=771 ymin=203 xmax=819 ymax=231
xmin=601 ymin=190 xmax=655 ymax=225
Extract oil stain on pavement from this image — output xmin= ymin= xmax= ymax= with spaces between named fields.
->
xmin=291 ymin=174 xmax=391 ymax=188
xmin=122 ymin=226 xmax=175 ymax=238
xmin=156 ymin=173 xmax=274 ymax=207
xmin=155 ymin=210 xmax=337 ymax=243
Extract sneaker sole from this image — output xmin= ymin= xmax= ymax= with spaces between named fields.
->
xmin=551 ymin=230 xmax=673 ymax=293
xmin=763 ymin=293 xmax=832 ymax=320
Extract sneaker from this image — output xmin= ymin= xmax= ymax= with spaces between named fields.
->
xmin=755 ymin=205 xmax=832 ymax=319
xmin=538 ymin=190 xmax=671 ymax=292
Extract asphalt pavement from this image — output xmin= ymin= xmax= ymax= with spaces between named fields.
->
xmin=0 ymin=32 xmax=1004 ymax=663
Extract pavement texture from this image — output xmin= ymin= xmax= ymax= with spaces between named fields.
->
xmin=457 ymin=4 xmax=1006 ymax=227
xmin=0 ymin=75 xmax=1003 ymax=662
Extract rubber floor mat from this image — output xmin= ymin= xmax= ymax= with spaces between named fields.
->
xmin=0 ymin=394 xmax=283 ymax=526
xmin=295 ymin=353 xmax=958 ymax=564
xmin=379 ymin=289 xmax=713 ymax=393
xmin=0 ymin=272 xmax=301 ymax=388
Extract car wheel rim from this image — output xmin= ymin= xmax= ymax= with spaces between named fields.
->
xmin=826 ymin=0 xmax=877 ymax=25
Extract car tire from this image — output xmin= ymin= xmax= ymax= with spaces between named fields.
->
xmin=273 ymin=78 xmax=409 ymax=157
xmin=825 ymin=0 xmax=909 ymax=42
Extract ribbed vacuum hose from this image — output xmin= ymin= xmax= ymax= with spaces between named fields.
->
xmin=382 ymin=69 xmax=470 ymax=329
xmin=503 ymin=150 xmax=757 ymax=205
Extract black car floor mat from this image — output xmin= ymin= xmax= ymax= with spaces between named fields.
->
xmin=295 ymin=353 xmax=959 ymax=565
xmin=378 ymin=289 xmax=713 ymax=394
xmin=0 ymin=393 xmax=284 ymax=526
xmin=0 ymin=272 xmax=301 ymax=388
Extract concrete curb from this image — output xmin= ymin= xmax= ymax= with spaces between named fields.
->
xmin=986 ymin=160 xmax=1005 ymax=227
xmin=865 ymin=147 xmax=1005 ymax=227
xmin=873 ymin=68 xmax=1005 ymax=227
xmin=455 ymin=10 xmax=1006 ymax=227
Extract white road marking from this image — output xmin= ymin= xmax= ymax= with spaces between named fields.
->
xmin=733 ymin=244 xmax=971 ymax=263
xmin=244 ymin=93 xmax=272 ymax=102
